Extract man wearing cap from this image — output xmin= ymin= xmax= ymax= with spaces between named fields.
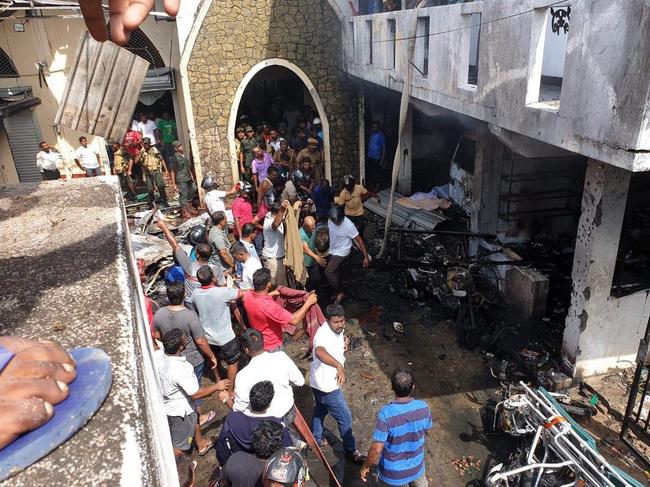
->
xmin=234 ymin=126 xmax=245 ymax=165
xmin=135 ymin=137 xmax=169 ymax=207
xmin=170 ymin=141 xmax=195 ymax=219
xmin=239 ymin=126 xmax=257 ymax=182
xmin=296 ymin=138 xmax=324 ymax=184
xmin=111 ymin=141 xmax=135 ymax=199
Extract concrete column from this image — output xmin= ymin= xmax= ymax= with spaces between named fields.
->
xmin=397 ymin=107 xmax=413 ymax=195
xmin=562 ymin=159 xmax=634 ymax=378
xmin=471 ymin=125 xmax=503 ymax=236
xmin=359 ymin=86 xmax=366 ymax=185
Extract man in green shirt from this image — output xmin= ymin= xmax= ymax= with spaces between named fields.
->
xmin=157 ymin=112 xmax=177 ymax=167
xmin=239 ymin=126 xmax=257 ymax=183
xmin=300 ymin=216 xmax=326 ymax=291
xmin=170 ymin=141 xmax=195 ymax=219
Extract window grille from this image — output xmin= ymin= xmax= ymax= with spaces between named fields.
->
xmin=0 ymin=47 xmax=18 ymax=78
xmin=123 ymin=29 xmax=165 ymax=69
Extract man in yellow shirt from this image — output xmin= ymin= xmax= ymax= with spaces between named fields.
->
xmin=334 ymin=175 xmax=375 ymax=235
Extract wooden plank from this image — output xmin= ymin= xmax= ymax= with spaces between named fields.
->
xmin=56 ymin=32 xmax=103 ymax=130
xmin=55 ymin=32 xmax=149 ymax=141
xmin=108 ymin=55 xmax=148 ymax=142
xmin=95 ymin=50 xmax=140 ymax=139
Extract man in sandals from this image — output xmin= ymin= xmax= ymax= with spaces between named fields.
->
xmin=159 ymin=329 xmax=230 ymax=457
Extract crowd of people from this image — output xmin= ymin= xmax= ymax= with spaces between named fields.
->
xmin=146 ymin=116 xmax=432 ymax=486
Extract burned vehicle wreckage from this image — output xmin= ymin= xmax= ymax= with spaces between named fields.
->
xmin=362 ymin=182 xmax=649 ymax=487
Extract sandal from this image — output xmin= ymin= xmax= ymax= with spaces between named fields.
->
xmin=200 ymin=410 xmax=217 ymax=428
xmin=198 ymin=436 xmax=216 ymax=456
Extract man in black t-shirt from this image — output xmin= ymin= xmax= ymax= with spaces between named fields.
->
xmin=216 ymin=381 xmax=292 ymax=466
xmin=220 ymin=421 xmax=284 ymax=487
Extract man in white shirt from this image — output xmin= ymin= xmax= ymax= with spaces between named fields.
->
xmin=74 ymin=136 xmax=102 ymax=177
xmin=36 ymin=141 xmax=61 ymax=181
xmin=231 ymin=241 xmax=262 ymax=290
xmin=325 ymin=205 xmax=370 ymax=304
xmin=227 ymin=328 xmax=304 ymax=429
xmin=201 ymin=176 xmax=238 ymax=223
xmin=310 ymin=304 xmax=365 ymax=464
xmin=136 ymin=113 xmax=158 ymax=146
xmin=158 ymin=328 xmax=230 ymax=456
xmin=268 ymin=128 xmax=285 ymax=153
xmin=262 ymin=198 xmax=289 ymax=287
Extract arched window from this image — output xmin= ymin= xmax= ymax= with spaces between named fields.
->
xmin=0 ymin=47 xmax=18 ymax=78
xmin=123 ymin=29 xmax=165 ymax=69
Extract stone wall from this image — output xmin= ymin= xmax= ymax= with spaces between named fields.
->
xmin=187 ymin=0 xmax=359 ymax=187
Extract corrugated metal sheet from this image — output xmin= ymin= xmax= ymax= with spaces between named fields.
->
xmin=3 ymin=110 xmax=41 ymax=183
xmin=141 ymin=68 xmax=175 ymax=92
xmin=364 ymin=190 xmax=446 ymax=230
xmin=54 ymin=32 xmax=149 ymax=142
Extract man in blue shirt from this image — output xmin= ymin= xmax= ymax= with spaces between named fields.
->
xmin=360 ymin=368 xmax=432 ymax=486
xmin=366 ymin=121 xmax=386 ymax=190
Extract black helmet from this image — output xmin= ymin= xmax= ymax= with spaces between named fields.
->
xmin=343 ymin=174 xmax=355 ymax=187
xmin=201 ymin=176 xmax=218 ymax=192
xmin=264 ymin=189 xmax=281 ymax=211
xmin=329 ymin=205 xmax=345 ymax=225
xmin=238 ymin=181 xmax=253 ymax=196
xmin=264 ymin=447 xmax=308 ymax=487
xmin=186 ymin=225 xmax=206 ymax=246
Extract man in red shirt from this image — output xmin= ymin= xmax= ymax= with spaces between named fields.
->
xmin=243 ymin=267 xmax=317 ymax=352
xmin=231 ymin=181 xmax=254 ymax=238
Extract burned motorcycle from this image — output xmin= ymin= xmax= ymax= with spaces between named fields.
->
xmin=485 ymin=382 xmax=642 ymax=487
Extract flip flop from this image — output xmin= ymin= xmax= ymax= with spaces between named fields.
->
xmin=200 ymin=410 xmax=217 ymax=428
xmin=0 ymin=348 xmax=112 ymax=481
xmin=198 ymin=436 xmax=216 ymax=456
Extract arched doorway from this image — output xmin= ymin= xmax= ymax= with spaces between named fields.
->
xmin=227 ymin=59 xmax=330 ymax=184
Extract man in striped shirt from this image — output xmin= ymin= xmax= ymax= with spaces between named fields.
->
xmin=360 ymin=368 xmax=432 ymax=486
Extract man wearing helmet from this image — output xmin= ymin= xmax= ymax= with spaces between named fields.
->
xmin=219 ymin=421 xmax=286 ymax=487
xmin=263 ymin=447 xmax=309 ymax=487
xmin=157 ymin=219 xmax=225 ymax=309
xmin=326 ymin=205 xmax=371 ymax=304
xmin=202 ymin=176 xmax=238 ymax=217
xmin=232 ymin=181 xmax=254 ymax=238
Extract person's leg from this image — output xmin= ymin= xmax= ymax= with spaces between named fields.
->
xmin=145 ymin=171 xmax=155 ymax=202
xmin=275 ymin=258 xmax=288 ymax=287
xmin=410 ymin=474 xmax=429 ymax=487
xmin=263 ymin=257 xmax=279 ymax=285
xmin=322 ymin=388 xmax=356 ymax=453
xmin=325 ymin=255 xmax=347 ymax=302
xmin=222 ymin=337 xmax=240 ymax=390
xmin=154 ymin=170 xmax=168 ymax=205
xmin=306 ymin=263 xmax=322 ymax=292
xmin=310 ymin=388 xmax=328 ymax=444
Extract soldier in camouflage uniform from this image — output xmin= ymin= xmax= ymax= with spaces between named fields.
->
xmin=170 ymin=141 xmax=195 ymax=219
xmin=136 ymin=137 xmax=168 ymax=206
xmin=239 ymin=126 xmax=257 ymax=183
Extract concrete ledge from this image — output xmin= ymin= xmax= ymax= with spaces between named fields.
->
xmin=0 ymin=178 xmax=177 ymax=486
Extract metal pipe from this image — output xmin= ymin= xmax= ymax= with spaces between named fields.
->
xmin=388 ymin=227 xmax=496 ymax=239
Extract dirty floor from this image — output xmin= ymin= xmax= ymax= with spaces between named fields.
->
xmin=192 ymin=267 xmax=512 ymax=486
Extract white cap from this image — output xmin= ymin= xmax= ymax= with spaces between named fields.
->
xmin=312 ymin=117 xmax=321 ymax=125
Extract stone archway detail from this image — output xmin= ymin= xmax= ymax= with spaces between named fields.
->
xmin=227 ymin=58 xmax=331 ymax=184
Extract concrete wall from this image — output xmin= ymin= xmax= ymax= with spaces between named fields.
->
xmin=186 ymin=0 xmax=359 ymax=188
xmin=0 ymin=15 xmax=183 ymax=180
xmin=343 ymin=0 xmax=650 ymax=172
